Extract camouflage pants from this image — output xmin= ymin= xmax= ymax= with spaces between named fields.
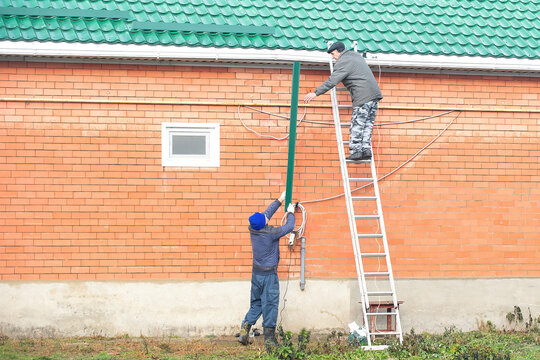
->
xmin=349 ymin=99 xmax=379 ymax=154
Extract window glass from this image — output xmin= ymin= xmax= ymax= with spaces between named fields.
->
xmin=172 ymin=134 xmax=206 ymax=155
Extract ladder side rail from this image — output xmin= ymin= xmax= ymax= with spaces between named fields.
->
xmin=328 ymin=57 xmax=372 ymax=346
xmin=369 ymin=157 xmax=403 ymax=342
xmin=329 ymin=69 xmax=365 ymax=302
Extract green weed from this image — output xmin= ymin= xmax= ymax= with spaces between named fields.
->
xmin=268 ymin=326 xmax=311 ymax=360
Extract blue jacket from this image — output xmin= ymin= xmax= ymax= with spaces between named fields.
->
xmin=249 ymin=200 xmax=295 ymax=273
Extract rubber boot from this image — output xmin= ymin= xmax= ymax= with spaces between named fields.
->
xmin=238 ymin=322 xmax=252 ymax=345
xmin=263 ymin=326 xmax=278 ymax=351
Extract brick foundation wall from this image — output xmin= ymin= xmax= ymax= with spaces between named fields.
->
xmin=1 ymin=61 xmax=538 ymax=280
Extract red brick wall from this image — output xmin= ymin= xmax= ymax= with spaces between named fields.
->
xmin=0 ymin=61 xmax=538 ymax=280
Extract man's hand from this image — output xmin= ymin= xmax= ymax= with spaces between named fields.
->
xmin=304 ymin=92 xmax=317 ymax=103
xmin=278 ymin=191 xmax=286 ymax=203
xmin=287 ymin=203 xmax=296 ymax=214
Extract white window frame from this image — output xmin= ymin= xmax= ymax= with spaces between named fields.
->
xmin=161 ymin=122 xmax=220 ymax=167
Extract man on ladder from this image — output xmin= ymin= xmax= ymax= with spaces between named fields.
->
xmin=305 ymin=41 xmax=403 ymax=347
xmin=304 ymin=41 xmax=383 ymax=161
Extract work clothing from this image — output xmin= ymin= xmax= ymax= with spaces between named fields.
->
xmin=263 ymin=326 xmax=278 ymax=349
xmin=241 ymin=199 xmax=295 ymax=332
xmin=249 ymin=212 xmax=266 ymax=230
xmin=314 ymin=49 xmax=382 ymax=155
xmin=327 ymin=41 xmax=345 ymax=53
xmin=243 ymin=271 xmax=280 ymax=328
xmin=249 ymin=200 xmax=295 ymax=271
xmin=350 ymin=99 xmax=380 ymax=154
xmin=238 ymin=322 xmax=252 ymax=345
xmin=314 ymin=50 xmax=382 ymax=108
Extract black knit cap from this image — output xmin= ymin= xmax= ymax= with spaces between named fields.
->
xmin=327 ymin=41 xmax=345 ymax=53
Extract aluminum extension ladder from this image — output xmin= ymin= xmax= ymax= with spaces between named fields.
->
xmin=328 ymin=48 xmax=403 ymax=349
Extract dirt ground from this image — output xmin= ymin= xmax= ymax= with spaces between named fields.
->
xmin=0 ymin=333 xmax=275 ymax=359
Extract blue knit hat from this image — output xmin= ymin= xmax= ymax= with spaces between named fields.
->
xmin=249 ymin=212 xmax=266 ymax=230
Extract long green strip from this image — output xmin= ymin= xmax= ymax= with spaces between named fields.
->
xmin=131 ymin=22 xmax=274 ymax=35
xmin=285 ymin=62 xmax=300 ymax=209
xmin=0 ymin=7 xmax=131 ymax=19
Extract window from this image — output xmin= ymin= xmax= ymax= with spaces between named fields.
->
xmin=161 ymin=123 xmax=220 ymax=167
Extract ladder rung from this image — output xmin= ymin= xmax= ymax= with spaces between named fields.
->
xmin=367 ymin=312 xmax=398 ymax=316
xmin=338 ymin=104 xmax=352 ymax=109
xmin=349 ymin=177 xmax=373 ymax=182
xmin=352 ymin=196 xmax=377 ymax=201
xmin=364 ymin=272 xmax=390 ymax=277
xmin=346 ymin=159 xmax=371 ymax=164
xmin=358 ymin=234 xmax=383 ymax=238
xmin=336 ymin=86 xmax=348 ymax=91
xmin=367 ymin=291 xmax=394 ymax=296
xmin=361 ymin=253 xmax=386 ymax=258
xmin=370 ymin=331 xmax=401 ymax=336
xmin=355 ymin=215 xmax=379 ymax=220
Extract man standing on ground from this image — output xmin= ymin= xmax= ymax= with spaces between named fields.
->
xmin=238 ymin=191 xmax=296 ymax=348
xmin=304 ymin=41 xmax=383 ymax=161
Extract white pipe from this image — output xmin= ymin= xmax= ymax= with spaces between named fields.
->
xmin=300 ymin=236 xmax=305 ymax=291
xmin=1 ymin=40 xmax=540 ymax=73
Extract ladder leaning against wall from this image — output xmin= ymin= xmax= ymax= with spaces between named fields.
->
xmin=327 ymin=43 xmax=403 ymax=349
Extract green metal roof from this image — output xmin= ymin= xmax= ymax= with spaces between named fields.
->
xmin=0 ymin=0 xmax=539 ymax=59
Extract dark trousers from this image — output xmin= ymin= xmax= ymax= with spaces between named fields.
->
xmin=242 ymin=271 xmax=280 ymax=328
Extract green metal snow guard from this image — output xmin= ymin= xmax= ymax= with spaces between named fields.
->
xmin=131 ymin=22 xmax=274 ymax=35
xmin=0 ymin=7 xmax=131 ymax=19
xmin=285 ymin=61 xmax=300 ymax=209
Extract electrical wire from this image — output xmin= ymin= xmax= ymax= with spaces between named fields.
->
xmin=299 ymin=110 xmax=461 ymax=204
xmin=376 ymin=111 xmax=455 ymax=126
xmin=277 ymin=203 xmax=307 ymax=327
xmin=278 ymin=248 xmax=293 ymax=328
xmin=237 ymin=105 xmax=308 ymax=141
xmin=244 ymin=106 xmax=455 ymax=128
xmin=277 ymin=207 xmax=296 ymax=328
xmin=282 ymin=203 xmax=307 ymax=246
xmin=365 ymin=51 xmax=387 ymax=324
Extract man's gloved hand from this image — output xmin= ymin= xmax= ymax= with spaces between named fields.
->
xmin=287 ymin=203 xmax=296 ymax=214
xmin=278 ymin=191 xmax=286 ymax=203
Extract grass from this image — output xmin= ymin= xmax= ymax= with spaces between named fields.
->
xmin=388 ymin=327 xmax=540 ymax=360
xmin=0 ymin=327 xmax=539 ymax=360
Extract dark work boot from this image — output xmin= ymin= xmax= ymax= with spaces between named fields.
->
xmin=263 ymin=326 xmax=278 ymax=351
xmin=346 ymin=152 xmax=364 ymax=161
xmin=360 ymin=148 xmax=372 ymax=160
xmin=238 ymin=322 xmax=252 ymax=345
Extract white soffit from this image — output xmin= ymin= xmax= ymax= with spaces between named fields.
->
xmin=1 ymin=41 xmax=540 ymax=73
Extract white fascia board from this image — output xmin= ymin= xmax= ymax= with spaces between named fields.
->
xmin=0 ymin=40 xmax=327 ymax=63
xmin=1 ymin=40 xmax=540 ymax=73
xmin=365 ymin=52 xmax=540 ymax=73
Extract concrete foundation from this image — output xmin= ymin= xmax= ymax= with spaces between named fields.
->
xmin=0 ymin=278 xmax=538 ymax=337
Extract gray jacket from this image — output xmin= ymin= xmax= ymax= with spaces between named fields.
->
xmin=315 ymin=50 xmax=382 ymax=108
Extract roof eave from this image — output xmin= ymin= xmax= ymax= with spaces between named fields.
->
xmin=1 ymin=41 xmax=540 ymax=73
